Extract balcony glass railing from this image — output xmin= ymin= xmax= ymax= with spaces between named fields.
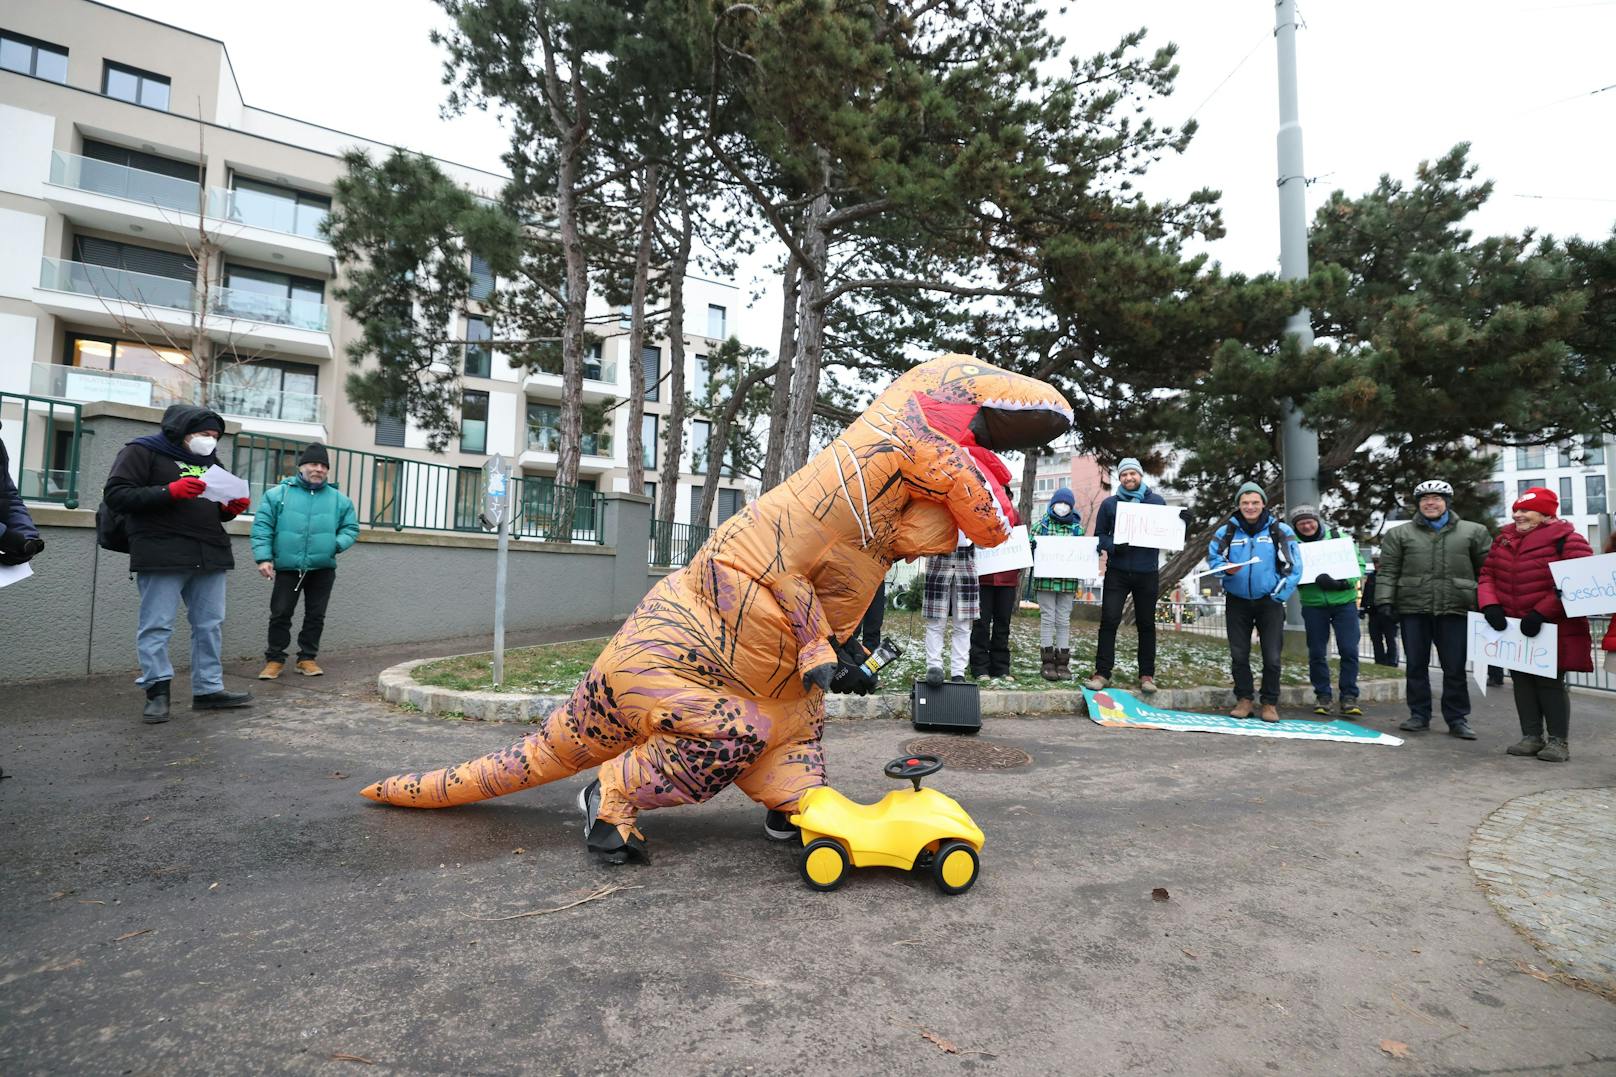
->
xmin=39 ymin=256 xmax=195 ymax=313
xmin=526 ymin=426 xmax=614 ymax=457
xmin=208 ymin=381 xmax=325 ymax=425
xmin=48 ymin=151 xmax=202 ymax=215
xmin=207 ymin=187 xmax=330 ymax=240
xmin=30 ymin=362 xmax=192 ymax=410
xmin=209 ymin=284 xmax=329 ymax=332
xmin=528 ymin=352 xmax=620 ymax=385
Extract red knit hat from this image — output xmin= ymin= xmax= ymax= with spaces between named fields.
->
xmin=1512 ymin=486 xmax=1558 ymax=515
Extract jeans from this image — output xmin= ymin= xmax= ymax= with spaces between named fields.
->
xmin=1036 ymin=590 xmax=1075 ymax=648
xmin=1094 ymin=569 xmax=1159 ymax=677
xmin=1400 ymin=613 xmax=1470 ymax=725
xmin=860 ymin=583 xmax=886 ymax=652
xmin=136 ymin=570 xmax=228 ymax=694
xmin=970 ymin=583 xmax=1018 ymax=675
xmin=267 ymin=568 xmax=336 ymax=662
xmin=1512 ymin=672 xmax=1570 ymax=740
xmin=1226 ymin=595 xmax=1286 ymax=704
xmin=925 ymin=614 xmax=971 ymax=677
xmin=1301 ymin=602 xmax=1360 ymax=701
xmin=1368 ymin=608 xmax=1399 ymax=666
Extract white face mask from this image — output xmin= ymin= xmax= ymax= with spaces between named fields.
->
xmin=187 ymin=435 xmax=218 ymax=455
xmin=1052 ymin=504 xmax=1071 ymax=517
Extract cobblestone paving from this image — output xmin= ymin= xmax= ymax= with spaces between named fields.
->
xmin=1470 ymin=787 xmax=1616 ymax=997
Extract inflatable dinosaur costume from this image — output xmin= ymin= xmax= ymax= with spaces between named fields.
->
xmin=361 ymin=355 xmax=1071 ymax=862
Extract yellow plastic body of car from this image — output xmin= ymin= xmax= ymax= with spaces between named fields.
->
xmin=788 ymin=755 xmax=985 ymax=894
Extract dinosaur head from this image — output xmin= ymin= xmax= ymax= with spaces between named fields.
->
xmin=868 ymin=355 xmax=1072 ymax=548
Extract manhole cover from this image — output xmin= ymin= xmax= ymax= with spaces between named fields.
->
xmin=903 ymin=736 xmax=1032 ymax=771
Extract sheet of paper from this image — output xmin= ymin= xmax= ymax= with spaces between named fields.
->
xmin=198 ymin=464 xmax=251 ymax=504
xmin=1298 ymin=536 xmax=1363 ymax=581
xmin=1113 ymin=501 xmax=1186 ymax=551
xmin=1548 ymin=552 xmax=1616 ymax=618
xmin=1032 ymin=535 xmax=1099 ymax=580
xmin=0 ymin=561 xmax=35 ymax=589
xmin=1189 ymin=557 xmax=1259 ymax=580
xmin=973 ymin=525 xmax=1032 ymax=574
xmin=1467 ymin=611 xmax=1558 ymax=696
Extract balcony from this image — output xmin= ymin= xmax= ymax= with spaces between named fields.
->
xmin=30 ymin=361 xmax=191 ymax=410
xmin=206 ymin=187 xmax=335 ymax=275
xmin=520 ymin=425 xmax=618 ymax=474
xmin=27 ymin=363 xmax=328 ymax=438
xmin=207 ymin=380 xmax=327 ymax=437
xmin=523 ymin=352 xmax=622 ymax=404
xmin=36 ymin=258 xmax=333 ymax=359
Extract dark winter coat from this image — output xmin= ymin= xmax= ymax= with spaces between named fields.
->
xmin=102 ymin=405 xmax=235 ymax=573
xmin=0 ymin=434 xmax=41 ymax=556
xmin=251 ymin=475 xmax=359 ymax=571
xmin=1377 ymin=514 xmax=1492 ymax=616
xmin=1477 ymin=518 xmax=1594 ymax=674
xmin=1093 ymin=488 xmax=1167 ymax=574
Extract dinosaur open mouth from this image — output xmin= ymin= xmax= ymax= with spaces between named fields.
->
xmin=968 ymin=403 xmax=1072 ymax=452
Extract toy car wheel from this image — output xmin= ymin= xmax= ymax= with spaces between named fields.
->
xmin=801 ymin=838 xmax=850 ymax=892
xmin=932 ymin=840 xmax=979 ymax=895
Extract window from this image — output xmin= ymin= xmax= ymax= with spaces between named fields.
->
xmin=469 ymin=254 xmax=494 ymax=302
xmin=79 ymin=139 xmax=201 ymax=210
xmin=1582 ymin=437 xmax=1606 ymax=467
xmin=1515 ymin=445 xmax=1544 ymax=469
xmin=1517 ymin=477 xmax=1545 ymax=498
xmin=693 ymin=355 xmax=710 ymax=401
xmin=584 ymin=341 xmax=604 ymax=382
xmin=454 ymin=467 xmax=482 ymax=531
xmin=102 ymin=61 xmax=170 ymax=110
xmin=75 ymin=235 xmax=195 ymax=280
xmin=460 ymin=391 xmax=489 ymax=453
xmin=527 ymin=402 xmax=560 ymax=453
xmin=1559 ymin=477 xmax=1574 ymax=516
xmin=369 ymin=458 xmax=403 ymax=526
xmin=375 ymin=402 xmax=405 ymax=447
xmin=464 ymin=315 xmax=491 ymax=378
xmin=619 ymin=305 xmax=633 ymax=329
xmin=60 ymin=334 xmax=193 ymax=407
xmin=221 ymin=264 xmax=324 ymax=328
xmin=1477 ymin=481 xmax=1504 ymax=517
xmin=707 ymin=304 xmax=726 ymax=339
xmin=717 ymin=487 xmax=743 ymax=524
xmin=643 ymin=481 xmax=656 ymax=509
xmin=1588 ymin=476 xmax=1607 ymax=516
xmin=642 ymin=414 xmax=658 ymax=469
xmin=642 ymin=346 xmax=661 ymax=401
xmin=1 ymin=30 xmax=67 ymax=82
xmin=688 ymin=484 xmax=706 ymax=527
xmin=691 ymin=420 xmax=711 ymax=474
xmin=226 ymin=176 xmax=330 ymax=238
xmin=212 ymin=359 xmax=320 ymax=423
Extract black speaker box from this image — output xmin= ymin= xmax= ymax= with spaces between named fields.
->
xmin=909 ymin=679 xmax=982 ymax=733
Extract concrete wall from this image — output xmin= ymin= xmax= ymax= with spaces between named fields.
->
xmin=0 ymin=405 xmax=654 ymax=684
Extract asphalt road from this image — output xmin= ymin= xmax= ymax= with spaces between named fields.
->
xmin=2 ymin=640 xmax=1614 ymax=1076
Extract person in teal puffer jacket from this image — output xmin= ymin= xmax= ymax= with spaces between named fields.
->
xmin=250 ymin=444 xmax=358 ymax=679
xmin=1207 ymin=481 xmax=1302 ymax=722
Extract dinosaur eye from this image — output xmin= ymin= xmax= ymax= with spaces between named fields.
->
xmin=959 ymin=365 xmax=981 ymax=375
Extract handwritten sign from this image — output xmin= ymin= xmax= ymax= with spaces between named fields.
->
xmin=1033 ymin=535 xmax=1099 ymax=580
xmin=1113 ymin=502 xmax=1185 ymax=551
xmin=1467 ymin=612 xmax=1557 ymax=696
xmin=1298 ymin=537 xmax=1363 ymax=581
xmin=973 ymin=525 xmax=1032 ymax=575
xmin=1549 ymin=552 xmax=1616 ymax=618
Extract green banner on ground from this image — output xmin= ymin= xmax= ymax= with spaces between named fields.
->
xmin=1082 ymin=688 xmax=1403 ymax=746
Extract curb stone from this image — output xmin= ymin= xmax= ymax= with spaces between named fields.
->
xmin=379 ymin=658 xmax=1405 ymax=724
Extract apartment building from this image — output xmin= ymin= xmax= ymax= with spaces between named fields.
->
xmin=1481 ymin=435 xmax=1614 ymax=548
xmin=0 ymin=0 xmax=750 ymax=538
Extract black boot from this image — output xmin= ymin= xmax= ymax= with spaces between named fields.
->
xmin=142 ymin=680 xmax=171 ymax=724
xmin=192 ymin=689 xmax=253 ymax=710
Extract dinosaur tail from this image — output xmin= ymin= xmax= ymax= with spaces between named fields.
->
xmin=359 ymin=721 xmax=585 ymax=809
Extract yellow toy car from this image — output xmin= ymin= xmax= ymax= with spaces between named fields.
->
xmin=789 ymin=754 xmax=985 ymax=895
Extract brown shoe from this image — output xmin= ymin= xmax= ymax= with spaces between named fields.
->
xmin=1260 ymin=704 xmax=1280 ymax=723
xmin=1138 ymin=676 xmax=1158 ymax=695
xmin=1040 ymin=647 xmax=1060 ymax=682
xmin=1230 ymin=698 xmax=1255 ymax=719
xmin=295 ymin=659 xmax=324 ymax=677
xmin=257 ymin=661 xmax=284 ymax=680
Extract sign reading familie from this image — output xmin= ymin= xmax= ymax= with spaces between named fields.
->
xmin=1467 ymin=611 xmax=1558 ymax=696
xmin=1113 ymin=502 xmax=1186 ymax=551
xmin=1548 ymin=552 xmax=1616 ymax=618
xmin=971 ymin=525 xmax=1033 ymax=575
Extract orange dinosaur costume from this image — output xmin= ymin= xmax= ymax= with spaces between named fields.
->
xmin=361 ymin=355 xmax=1071 ymax=861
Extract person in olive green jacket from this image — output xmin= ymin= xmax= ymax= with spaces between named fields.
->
xmin=250 ymin=444 xmax=359 ymax=679
xmin=1376 ymin=479 xmax=1492 ymax=739
xmin=1289 ymin=505 xmax=1365 ymax=717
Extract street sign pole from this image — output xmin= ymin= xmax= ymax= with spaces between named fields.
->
xmin=484 ymin=454 xmax=513 ymax=687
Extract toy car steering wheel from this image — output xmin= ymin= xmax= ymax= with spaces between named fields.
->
xmin=884 ymin=754 xmax=943 ymax=791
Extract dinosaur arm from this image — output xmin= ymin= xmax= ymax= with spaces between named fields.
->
xmin=768 ymin=573 xmax=838 ymax=686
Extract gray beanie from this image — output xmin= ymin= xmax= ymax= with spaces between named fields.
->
xmin=1235 ymin=481 xmax=1267 ymax=504
xmin=1116 ymin=457 xmax=1144 ymax=480
xmin=1288 ymin=503 xmax=1321 ymax=526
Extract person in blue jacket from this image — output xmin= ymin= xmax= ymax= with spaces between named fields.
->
xmin=1207 ymin=481 xmax=1302 ymax=722
xmin=251 ymin=444 xmax=358 ymax=679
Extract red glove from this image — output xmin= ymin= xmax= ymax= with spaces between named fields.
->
xmin=168 ymin=476 xmax=207 ymax=500
xmin=222 ymin=497 xmax=251 ymax=517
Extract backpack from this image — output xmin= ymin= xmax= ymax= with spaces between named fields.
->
xmin=96 ymin=500 xmax=130 ymax=553
xmin=1214 ymin=518 xmax=1295 ymax=577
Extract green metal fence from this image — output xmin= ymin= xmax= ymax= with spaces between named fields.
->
xmin=648 ymin=518 xmax=711 ymax=568
xmin=0 ymin=392 xmax=85 ymax=509
xmin=232 ymin=434 xmax=606 ymax=543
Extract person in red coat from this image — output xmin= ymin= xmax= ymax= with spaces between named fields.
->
xmin=1477 ymin=486 xmax=1593 ymax=762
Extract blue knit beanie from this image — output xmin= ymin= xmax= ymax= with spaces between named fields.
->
xmin=1050 ymin=487 xmax=1075 ymax=509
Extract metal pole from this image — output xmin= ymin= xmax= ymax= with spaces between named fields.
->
xmin=493 ymin=511 xmax=509 ymax=687
xmin=1275 ymin=0 xmax=1319 ymax=631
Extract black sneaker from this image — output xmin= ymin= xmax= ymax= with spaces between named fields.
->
xmin=1398 ymin=716 xmax=1431 ymax=732
xmin=576 ymin=779 xmax=602 ymax=836
xmin=142 ymin=681 xmax=171 ymax=724
xmin=950 ymin=674 xmax=966 ymax=683
xmin=192 ymin=690 xmax=252 ymax=710
xmin=585 ymin=818 xmax=651 ymax=865
xmin=1447 ymin=719 xmax=1477 ymax=740
xmin=1339 ymin=699 xmax=1363 ymax=718
xmin=764 ymin=809 xmax=800 ymax=842
xmin=1313 ymin=698 xmax=1331 ymax=716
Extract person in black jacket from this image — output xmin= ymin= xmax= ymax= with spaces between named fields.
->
xmin=1086 ymin=458 xmax=1169 ymax=693
xmin=1361 ymin=557 xmax=1399 ymax=666
xmin=103 ymin=404 xmax=253 ymax=722
xmin=0 ymin=421 xmax=44 ymax=568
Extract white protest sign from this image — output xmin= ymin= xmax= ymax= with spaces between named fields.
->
xmin=198 ymin=464 xmax=250 ymax=504
xmin=1467 ymin=612 xmax=1557 ymax=696
xmin=0 ymin=561 xmax=34 ymax=589
xmin=1033 ymin=535 xmax=1099 ymax=580
xmin=1298 ymin=537 xmax=1363 ymax=581
xmin=1114 ymin=501 xmax=1186 ymax=551
xmin=973 ymin=525 xmax=1032 ymax=574
xmin=1549 ymin=552 xmax=1616 ymax=618
xmin=1188 ymin=557 xmax=1258 ymax=580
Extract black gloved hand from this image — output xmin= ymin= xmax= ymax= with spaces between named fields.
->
xmin=1329 ymin=576 xmax=1356 ymax=591
xmin=803 ymin=662 xmax=837 ymax=692
xmin=0 ymin=531 xmax=42 ymax=566
xmin=1179 ymin=508 xmax=1191 ymax=524
xmin=1375 ymin=604 xmax=1394 ymax=621
xmin=1315 ymin=573 xmax=1338 ymax=589
xmin=1482 ymin=604 xmax=1507 ymax=632
xmin=1519 ymin=610 xmax=1545 ymax=637
xmin=830 ymin=661 xmax=878 ymax=696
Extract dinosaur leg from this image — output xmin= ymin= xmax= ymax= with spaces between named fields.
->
xmin=733 ymin=704 xmax=826 ymax=814
xmin=593 ymin=700 xmax=774 ymax=827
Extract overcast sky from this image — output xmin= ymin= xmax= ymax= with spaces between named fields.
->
xmin=114 ymin=0 xmax=1616 ymax=355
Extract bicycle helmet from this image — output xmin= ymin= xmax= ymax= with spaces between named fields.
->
xmin=1413 ymin=479 xmax=1453 ymax=499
